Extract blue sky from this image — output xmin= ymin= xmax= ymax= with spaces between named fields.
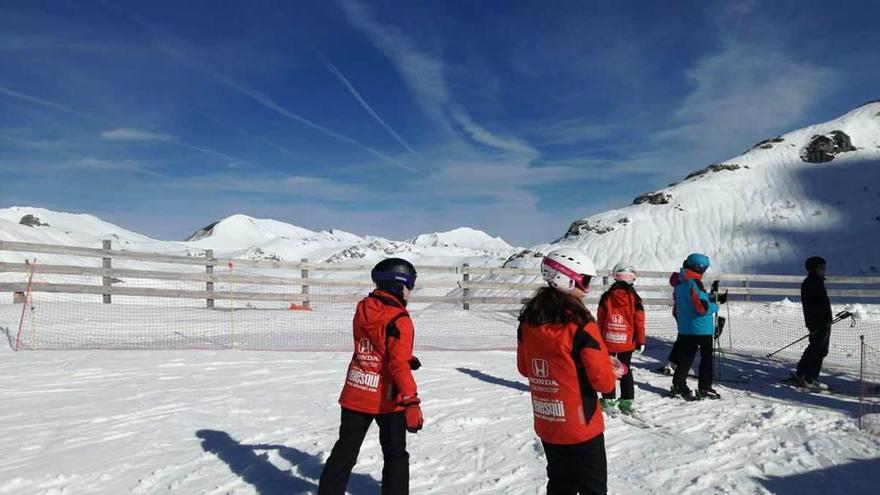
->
xmin=1 ymin=0 xmax=878 ymax=246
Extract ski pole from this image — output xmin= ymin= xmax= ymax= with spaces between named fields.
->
xmin=767 ymin=334 xmax=810 ymax=358
xmin=768 ymin=312 xmax=854 ymax=358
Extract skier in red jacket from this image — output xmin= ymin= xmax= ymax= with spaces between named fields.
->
xmin=318 ymin=258 xmax=423 ymax=495
xmin=517 ymin=248 xmax=618 ymax=495
xmin=597 ymin=263 xmax=645 ymax=416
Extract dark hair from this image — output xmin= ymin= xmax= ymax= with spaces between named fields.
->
xmin=518 ymin=287 xmax=593 ymax=326
xmin=805 ymin=256 xmax=826 ymax=273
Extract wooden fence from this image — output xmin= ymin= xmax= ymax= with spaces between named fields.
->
xmin=2 ymin=240 xmax=880 ymax=308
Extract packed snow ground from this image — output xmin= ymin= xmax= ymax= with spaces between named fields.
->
xmin=1 ymin=343 xmax=879 ymax=494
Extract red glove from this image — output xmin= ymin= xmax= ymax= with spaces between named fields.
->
xmin=399 ymin=394 xmax=422 ymax=433
xmin=404 ymin=404 xmax=423 ymax=433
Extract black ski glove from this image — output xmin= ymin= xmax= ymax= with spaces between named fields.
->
xmin=716 ymin=291 xmax=728 ymax=304
xmin=409 ymin=356 xmax=422 ymax=370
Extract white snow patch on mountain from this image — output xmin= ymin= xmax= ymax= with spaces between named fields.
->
xmin=513 ymin=101 xmax=880 ymax=275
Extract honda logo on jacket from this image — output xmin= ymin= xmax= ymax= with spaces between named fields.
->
xmin=532 ymin=358 xmax=549 ymax=378
xmin=358 ymin=338 xmax=372 ymax=354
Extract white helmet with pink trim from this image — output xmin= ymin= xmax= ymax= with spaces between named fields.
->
xmin=612 ymin=262 xmax=636 ymax=284
xmin=541 ymin=248 xmax=598 ymax=293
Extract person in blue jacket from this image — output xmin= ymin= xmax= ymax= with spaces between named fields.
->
xmin=670 ymin=253 xmax=728 ymax=400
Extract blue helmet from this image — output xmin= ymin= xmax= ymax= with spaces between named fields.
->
xmin=684 ymin=253 xmax=710 ymax=274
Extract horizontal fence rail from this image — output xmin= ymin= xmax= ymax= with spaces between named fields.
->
xmin=2 ymin=240 xmax=880 ymax=308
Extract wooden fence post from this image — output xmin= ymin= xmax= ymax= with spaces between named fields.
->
xmin=301 ymin=258 xmax=310 ymax=309
xmin=462 ymin=263 xmax=470 ymax=310
xmin=205 ymin=249 xmax=214 ymax=309
xmin=102 ymin=240 xmax=112 ymax=304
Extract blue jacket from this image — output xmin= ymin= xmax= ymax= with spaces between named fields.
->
xmin=673 ymin=268 xmax=719 ymax=335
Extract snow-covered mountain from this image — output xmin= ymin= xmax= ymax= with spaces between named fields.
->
xmin=506 ymin=100 xmax=880 ymax=275
xmin=0 ymin=207 xmax=518 ymax=267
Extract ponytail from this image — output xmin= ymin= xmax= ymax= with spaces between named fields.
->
xmin=519 ymin=287 xmax=592 ymax=326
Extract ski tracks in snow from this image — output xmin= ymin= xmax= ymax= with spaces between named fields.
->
xmin=2 ymin=351 xmax=880 ymax=494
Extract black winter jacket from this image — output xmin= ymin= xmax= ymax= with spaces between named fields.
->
xmin=801 ymin=273 xmax=832 ymax=330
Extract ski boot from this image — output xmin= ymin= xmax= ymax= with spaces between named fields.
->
xmin=698 ymin=387 xmax=721 ymax=400
xmin=618 ymin=399 xmax=635 ymax=415
xmin=810 ymin=378 xmax=830 ymax=391
xmin=668 ymin=384 xmax=696 ymax=401
xmin=656 ymin=362 xmax=676 ymax=376
xmin=601 ymin=399 xmax=619 ymax=417
xmin=790 ymin=372 xmax=811 ymax=388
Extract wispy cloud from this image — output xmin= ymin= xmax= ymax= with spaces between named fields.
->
xmin=66 ymin=157 xmax=163 ymax=176
xmin=527 ymin=118 xmax=618 ymax=146
xmin=6 ymin=156 xmax=162 ymax=177
xmin=101 ymin=128 xmax=174 ymax=141
xmin=662 ymin=39 xmax=833 ymax=151
xmin=0 ymin=81 xmax=240 ymax=166
xmin=317 ymin=51 xmax=414 ymax=153
xmin=600 ymin=38 xmax=834 ymax=182
xmin=338 ymin=0 xmax=541 ymax=162
xmin=0 ymin=83 xmax=97 ymax=121
xmin=337 ymin=0 xmax=452 ymax=132
xmin=0 ymin=132 xmax=69 ymax=150
xmin=452 ymin=110 xmax=538 ymax=159
xmin=187 ymin=64 xmax=413 ymax=171
xmin=97 ymin=1 xmax=413 ymax=173
xmin=99 ymin=127 xmax=241 ymax=163
xmin=170 ymin=173 xmax=366 ymax=200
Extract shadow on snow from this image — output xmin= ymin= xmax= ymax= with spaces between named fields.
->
xmin=195 ymin=429 xmax=380 ymax=495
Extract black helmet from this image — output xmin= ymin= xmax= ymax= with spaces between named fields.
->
xmin=371 ymin=258 xmax=417 ymax=298
xmin=805 ymin=256 xmax=826 ymax=273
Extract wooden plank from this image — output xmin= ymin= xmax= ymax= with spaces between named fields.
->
xmin=102 ymin=239 xmax=112 ymax=304
xmin=4 ymin=240 xmax=880 ymax=285
xmin=0 ymin=281 xmax=675 ymax=305
xmin=3 ymin=261 xmax=879 ymax=296
xmin=0 ymin=240 xmax=209 ymax=266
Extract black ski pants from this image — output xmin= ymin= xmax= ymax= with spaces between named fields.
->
xmin=796 ymin=324 xmax=831 ymax=381
xmin=602 ymin=351 xmax=633 ymax=401
xmin=672 ymin=334 xmax=714 ymax=391
xmin=542 ymin=433 xmax=607 ymax=495
xmin=667 ymin=336 xmax=683 ymax=365
xmin=318 ymin=408 xmax=409 ymax=495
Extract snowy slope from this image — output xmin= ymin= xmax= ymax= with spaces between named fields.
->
xmin=408 ymin=227 xmax=513 ymax=253
xmin=510 ymin=101 xmax=880 ymax=275
xmin=0 ymin=207 xmax=518 ymax=268
xmin=1 ymin=349 xmax=878 ymax=494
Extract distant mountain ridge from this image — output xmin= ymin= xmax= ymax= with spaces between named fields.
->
xmin=0 ymin=207 xmax=519 ymax=267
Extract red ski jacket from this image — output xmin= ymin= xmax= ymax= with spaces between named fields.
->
xmin=517 ymin=319 xmax=616 ymax=445
xmin=597 ymin=282 xmax=646 ymax=353
xmin=338 ymin=290 xmax=418 ymax=415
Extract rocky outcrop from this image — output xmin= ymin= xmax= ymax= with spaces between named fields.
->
xmin=801 ymin=130 xmax=856 ymax=163
xmin=502 ymin=249 xmax=545 ymax=267
xmin=685 ymin=163 xmax=746 ymax=181
xmin=186 ymin=221 xmax=219 ymax=241
xmin=19 ymin=214 xmax=49 ymax=227
xmin=751 ymin=137 xmax=785 ymax=150
xmin=564 ymin=216 xmax=631 ymax=238
xmin=632 ymin=192 xmax=672 ymax=205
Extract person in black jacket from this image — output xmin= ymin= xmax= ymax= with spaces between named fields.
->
xmin=793 ymin=256 xmax=833 ymax=388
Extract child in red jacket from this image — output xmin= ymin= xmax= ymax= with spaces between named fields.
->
xmin=318 ymin=258 xmax=423 ymax=495
xmin=597 ymin=263 xmax=645 ymax=415
xmin=517 ymin=248 xmax=618 ymax=495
